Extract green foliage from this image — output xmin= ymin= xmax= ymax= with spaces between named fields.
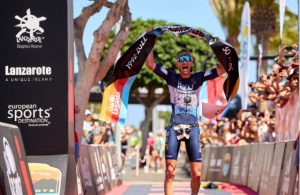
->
xmin=210 ymin=0 xmax=298 ymax=54
xmin=158 ymin=110 xmax=171 ymax=128
xmin=123 ymin=19 xmax=220 ymax=89
xmin=268 ymin=8 xmax=298 ymax=53
xmin=87 ymin=103 xmax=102 ymax=114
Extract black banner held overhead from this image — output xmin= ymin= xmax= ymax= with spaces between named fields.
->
xmin=0 ymin=0 xmax=73 ymax=155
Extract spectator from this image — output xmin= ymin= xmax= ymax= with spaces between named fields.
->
xmin=146 ymin=132 xmax=155 ymax=169
xmin=74 ymin=105 xmax=80 ymax=162
xmin=98 ymin=122 xmax=115 ymax=145
xmin=294 ymin=132 xmax=300 ymax=175
xmin=82 ymin=109 xmax=93 ymax=144
xmin=257 ymin=117 xmax=269 ymax=142
xmin=154 ymin=130 xmax=165 ymax=172
xmin=92 ymin=124 xmax=105 ymax=144
xmin=121 ymin=129 xmax=129 ymax=173
xmin=262 ymin=126 xmax=275 ymax=142
xmin=248 ymin=45 xmax=298 ymax=108
xmin=107 ymin=123 xmax=115 ymax=144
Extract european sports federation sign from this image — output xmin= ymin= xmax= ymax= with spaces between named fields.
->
xmin=0 ymin=0 xmax=73 ymax=156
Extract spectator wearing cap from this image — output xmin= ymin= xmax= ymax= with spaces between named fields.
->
xmin=82 ymin=109 xmax=93 ymax=144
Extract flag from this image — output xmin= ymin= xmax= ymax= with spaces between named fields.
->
xmin=100 ymin=34 xmax=155 ymax=127
xmin=238 ymin=1 xmax=251 ymax=109
xmin=200 ymin=76 xmax=228 ymax=119
xmin=279 ymin=0 xmax=286 ymax=41
xmin=100 ymin=76 xmax=136 ymax=126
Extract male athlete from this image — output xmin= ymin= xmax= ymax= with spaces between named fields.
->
xmin=146 ymin=49 xmax=225 ymax=195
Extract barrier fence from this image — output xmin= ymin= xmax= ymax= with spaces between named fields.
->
xmin=0 ymin=122 xmax=34 ymax=195
xmin=0 ymin=121 xmax=122 ymax=195
xmin=202 ymin=141 xmax=298 ymax=195
xmin=77 ymin=144 xmax=122 ymax=195
xmin=1 ymin=119 xmax=298 ymax=195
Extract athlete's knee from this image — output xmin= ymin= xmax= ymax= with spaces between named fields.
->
xmin=190 ymin=165 xmax=201 ymax=178
xmin=165 ymin=164 xmax=176 ymax=180
xmin=191 ymin=169 xmax=201 ymax=178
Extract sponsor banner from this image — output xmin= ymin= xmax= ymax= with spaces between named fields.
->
xmin=259 ymin=143 xmax=275 ymax=195
xmin=104 ymin=145 xmax=117 ymax=188
xmin=279 ymin=141 xmax=297 ymax=195
xmin=77 ymin=144 xmax=97 ymax=195
xmin=0 ymin=0 xmax=73 ymax=155
xmin=87 ymin=145 xmax=105 ymax=194
xmin=27 ymin=154 xmax=74 ymax=195
xmin=238 ymin=145 xmax=251 ymax=185
xmin=267 ymin=142 xmax=286 ymax=195
xmin=276 ymin=92 xmax=300 ymax=141
xmin=230 ymin=146 xmax=242 ymax=184
xmin=202 ymin=147 xmax=211 ymax=181
xmin=0 ymin=122 xmax=34 ymax=195
xmin=76 ymin=165 xmax=84 ymax=195
xmin=230 ymin=145 xmax=251 ymax=185
xmin=247 ymin=144 xmax=259 ymax=189
xmin=250 ymin=144 xmax=266 ymax=192
xmin=28 ymin=163 xmax=62 ymax=195
xmin=98 ymin=146 xmax=112 ymax=192
xmin=206 ymin=146 xmax=222 ymax=181
xmin=108 ymin=145 xmax=122 ymax=186
xmin=217 ymin=146 xmax=233 ymax=182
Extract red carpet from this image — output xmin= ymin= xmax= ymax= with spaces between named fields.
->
xmin=106 ymin=184 xmax=131 ymax=195
xmin=218 ymin=183 xmax=257 ymax=195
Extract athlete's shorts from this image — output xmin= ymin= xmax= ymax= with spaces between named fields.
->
xmin=165 ymin=125 xmax=202 ymax=162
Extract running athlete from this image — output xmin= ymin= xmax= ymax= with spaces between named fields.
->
xmin=146 ymin=49 xmax=225 ymax=195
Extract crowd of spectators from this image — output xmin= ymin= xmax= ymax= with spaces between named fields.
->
xmin=80 ymin=111 xmax=145 ymax=169
xmin=248 ymin=45 xmax=299 ymax=108
xmin=81 ymin=109 xmax=115 ymax=145
xmin=201 ymin=44 xmax=299 ymax=147
xmin=145 ymin=131 xmax=166 ymax=172
xmin=200 ymin=109 xmax=276 ymax=147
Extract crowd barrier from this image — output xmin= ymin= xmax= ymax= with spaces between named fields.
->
xmin=0 ymin=122 xmax=35 ymax=195
xmin=0 ymin=121 xmax=122 ymax=195
xmin=202 ymin=141 xmax=298 ymax=195
xmin=77 ymin=144 xmax=122 ymax=195
xmin=0 ymin=122 xmax=80 ymax=195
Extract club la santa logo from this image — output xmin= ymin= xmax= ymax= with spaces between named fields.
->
xmin=15 ymin=9 xmax=46 ymax=47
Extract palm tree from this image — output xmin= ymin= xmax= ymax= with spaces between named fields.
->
xmin=251 ymin=0 xmax=277 ymax=75
xmin=209 ymin=0 xmax=244 ymax=50
xmin=209 ymin=0 xmax=297 ymax=75
xmin=209 ymin=0 xmax=297 ymax=112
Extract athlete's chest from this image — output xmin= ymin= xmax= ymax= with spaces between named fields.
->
xmin=175 ymin=77 xmax=199 ymax=91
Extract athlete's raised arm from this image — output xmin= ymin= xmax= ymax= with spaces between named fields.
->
xmin=216 ymin=63 xmax=226 ymax=76
xmin=145 ymin=50 xmax=156 ymax=71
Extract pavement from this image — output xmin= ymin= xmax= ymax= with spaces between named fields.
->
xmin=108 ymin=152 xmax=258 ymax=195
xmin=107 ymin=183 xmax=258 ymax=195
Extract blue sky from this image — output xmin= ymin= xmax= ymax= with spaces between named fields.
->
xmin=74 ymin=0 xmax=298 ymax=128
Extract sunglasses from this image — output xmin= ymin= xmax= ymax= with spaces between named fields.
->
xmin=177 ymin=55 xmax=192 ymax=62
